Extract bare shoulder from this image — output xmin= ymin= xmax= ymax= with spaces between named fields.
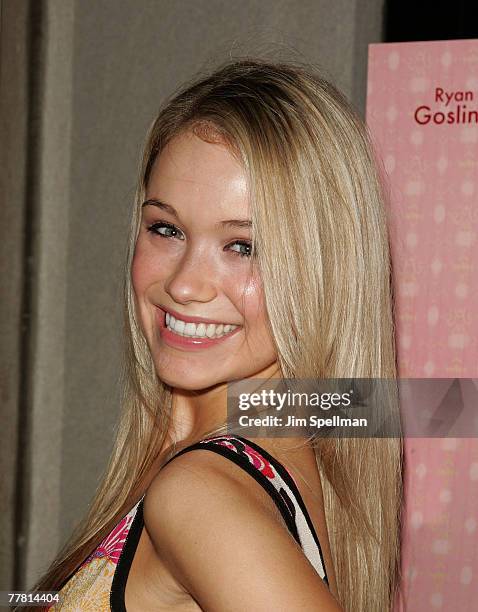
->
xmin=144 ymin=449 xmax=343 ymax=611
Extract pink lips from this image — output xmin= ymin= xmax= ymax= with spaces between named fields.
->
xmin=157 ymin=307 xmax=241 ymax=351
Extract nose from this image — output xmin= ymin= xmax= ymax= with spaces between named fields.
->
xmin=164 ymin=248 xmax=218 ymax=305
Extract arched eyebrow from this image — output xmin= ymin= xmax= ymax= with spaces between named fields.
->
xmin=142 ymin=198 xmax=252 ymax=229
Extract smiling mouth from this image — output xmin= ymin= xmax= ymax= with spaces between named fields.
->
xmin=165 ymin=312 xmax=240 ymax=339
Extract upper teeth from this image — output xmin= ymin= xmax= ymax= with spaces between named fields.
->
xmin=166 ymin=312 xmax=238 ymax=338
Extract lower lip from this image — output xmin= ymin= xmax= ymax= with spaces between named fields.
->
xmin=157 ymin=309 xmax=242 ymax=351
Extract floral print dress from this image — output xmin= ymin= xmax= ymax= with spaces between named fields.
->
xmin=48 ymin=434 xmax=328 ymax=611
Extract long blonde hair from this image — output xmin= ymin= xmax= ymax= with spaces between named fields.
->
xmin=30 ymin=58 xmax=403 ymax=611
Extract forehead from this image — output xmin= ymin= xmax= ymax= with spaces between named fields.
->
xmin=146 ymin=131 xmax=249 ymax=216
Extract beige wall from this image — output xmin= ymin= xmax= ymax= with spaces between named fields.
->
xmin=0 ymin=0 xmax=384 ymax=590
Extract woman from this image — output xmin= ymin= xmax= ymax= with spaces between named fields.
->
xmin=26 ymin=58 xmax=403 ymax=611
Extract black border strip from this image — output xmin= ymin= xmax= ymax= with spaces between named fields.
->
xmin=110 ymin=500 xmax=144 ymax=612
xmin=13 ymin=0 xmax=44 ymax=590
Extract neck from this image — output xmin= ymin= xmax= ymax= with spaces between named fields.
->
xmin=167 ymin=361 xmax=282 ymax=444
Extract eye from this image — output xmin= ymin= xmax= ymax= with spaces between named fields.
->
xmin=146 ymin=221 xmax=185 ymax=240
xmin=227 ymin=240 xmax=253 ymax=258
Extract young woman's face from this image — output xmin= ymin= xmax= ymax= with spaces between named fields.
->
xmin=132 ymin=129 xmax=278 ymax=390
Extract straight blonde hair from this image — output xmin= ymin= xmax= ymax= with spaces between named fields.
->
xmin=29 ymin=58 xmax=403 ymax=612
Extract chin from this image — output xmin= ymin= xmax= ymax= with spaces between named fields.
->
xmin=156 ymin=369 xmax=228 ymax=392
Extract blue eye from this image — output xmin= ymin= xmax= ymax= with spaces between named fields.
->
xmin=146 ymin=222 xmax=253 ymax=258
xmin=146 ymin=221 xmax=185 ymax=240
xmin=228 ymin=241 xmax=253 ymax=258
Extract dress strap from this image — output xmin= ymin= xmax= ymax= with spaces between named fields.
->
xmin=110 ymin=500 xmax=144 ymax=612
xmin=164 ymin=433 xmax=329 ymax=583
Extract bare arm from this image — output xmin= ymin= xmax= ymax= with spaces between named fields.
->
xmin=143 ymin=450 xmax=343 ymax=611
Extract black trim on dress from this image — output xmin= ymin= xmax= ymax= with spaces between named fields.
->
xmin=231 ymin=435 xmax=330 ymax=586
xmin=166 ymin=439 xmax=302 ymax=544
xmin=110 ymin=500 xmax=144 ymax=612
xmin=110 ymin=434 xmax=329 ymax=610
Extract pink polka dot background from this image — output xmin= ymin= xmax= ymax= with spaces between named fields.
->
xmin=367 ymin=40 xmax=478 ymax=610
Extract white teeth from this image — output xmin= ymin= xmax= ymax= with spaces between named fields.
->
xmin=184 ymin=322 xmax=196 ymax=335
xmin=206 ymin=324 xmax=216 ymax=338
xmin=164 ymin=311 xmax=238 ymax=338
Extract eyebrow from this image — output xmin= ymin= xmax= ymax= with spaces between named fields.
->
xmin=142 ymin=198 xmax=252 ymax=229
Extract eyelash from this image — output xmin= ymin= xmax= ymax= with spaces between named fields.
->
xmin=146 ymin=221 xmax=253 ymax=258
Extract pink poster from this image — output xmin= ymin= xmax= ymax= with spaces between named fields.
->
xmin=366 ymin=40 xmax=478 ymax=611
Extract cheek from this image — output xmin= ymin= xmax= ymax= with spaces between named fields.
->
xmin=130 ymin=248 xmax=150 ymax=333
xmin=131 ymin=247 xmax=150 ymax=296
xmin=232 ymin=273 xmax=271 ymax=337
xmin=131 ymin=238 xmax=166 ymax=295
xmin=130 ymin=242 xmax=164 ymax=334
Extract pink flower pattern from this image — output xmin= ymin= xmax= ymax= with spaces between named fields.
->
xmin=80 ymin=504 xmax=137 ymax=568
xmin=203 ymin=435 xmax=276 ymax=479
xmin=51 ymin=434 xmax=309 ymax=610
